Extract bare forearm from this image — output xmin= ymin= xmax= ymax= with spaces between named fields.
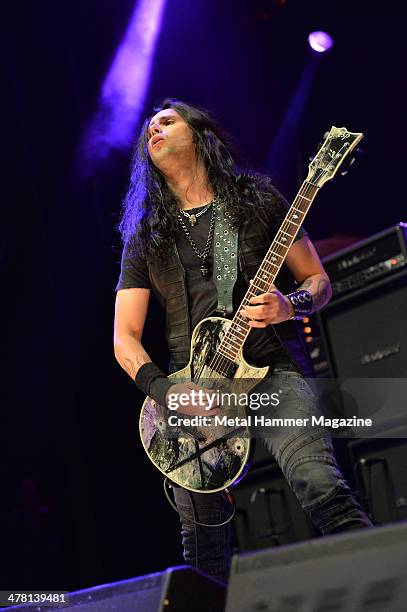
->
xmin=114 ymin=333 xmax=152 ymax=380
xmin=297 ymin=273 xmax=332 ymax=313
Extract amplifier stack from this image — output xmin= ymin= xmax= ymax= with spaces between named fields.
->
xmin=303 ymin=223 xmax=407 ymax=378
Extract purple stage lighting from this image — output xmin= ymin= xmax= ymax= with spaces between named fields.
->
xmin=308 ymin=31 xmax=334 ymax=53
xmin=82 ymin=0 xmax=167 ymax=167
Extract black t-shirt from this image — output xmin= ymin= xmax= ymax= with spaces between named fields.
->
xmin=116 ymin=192 xmax=309 ymax=371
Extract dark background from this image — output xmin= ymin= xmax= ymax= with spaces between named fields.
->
xmin=1 ymin=0 xmax=405 ymax=591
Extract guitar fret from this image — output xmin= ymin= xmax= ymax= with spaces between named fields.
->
xmin=298 ymin=194 xmax=312 ymax=201
xmin=250 ymin=283 xmax=265 ymax=293
xmin=257 ymin=281 xmax=270 ymax=290
xmin=258 ymin=266 xmax=274 ymax=276
xmin=286 ymin=219 xmax=299 ymax=227
xmin=223 ymin=337 xmax=240 ymax=350
xmin=245 ymin=290 xmax=257 ymax=301
xmin=258 ymin=273 xmax=274 ymax=284
xmin=231 ymin=329 xmax=247 ymax=341
xmin=230 ymin=329 xmax=246 ymax=341
xmin=275 ymin=240 xmax=289 ymax=248
xmin=292 ymin=206 xmax=305 ymax=214
xmin=252 ymin=283 xmax=268 ymax=293
xmin=218 ymin=348 xmax=236 ymax=360
xmin=235 ymin=316 xmax=249 ymax=326
xmin=263 ymin=261 xmax=279 ymax=270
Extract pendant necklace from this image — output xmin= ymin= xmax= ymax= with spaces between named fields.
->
xmin=177 ymin=204 xmax=216 ymax=278
xmin=179 ymin=200 xmax=214 ymax=226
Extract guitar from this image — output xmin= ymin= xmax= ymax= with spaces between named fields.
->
xmin=139 ymin=126 xmax=363 ymax=493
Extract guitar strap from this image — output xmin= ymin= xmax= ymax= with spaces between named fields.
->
xmin=213 ymin=200 xmax=238 ymax=316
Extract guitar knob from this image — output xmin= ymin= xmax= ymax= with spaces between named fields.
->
xmin=233 ymin=439 xmax=245 ymax=455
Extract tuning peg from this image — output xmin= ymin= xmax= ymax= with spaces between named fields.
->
xmin=339 ymin=156 xmax=356 ymax=176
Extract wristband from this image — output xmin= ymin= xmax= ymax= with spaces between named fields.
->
xmin=286 ymin=289 xmax=313 ymax=320
xmin=135 ymin=362 xmax=174 ymax=407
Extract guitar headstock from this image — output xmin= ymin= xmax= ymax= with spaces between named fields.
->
xmin=306 ymin=126 xmax=364 ymax=188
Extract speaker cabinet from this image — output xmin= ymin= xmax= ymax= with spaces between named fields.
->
xmin=318 ymin=269 xmax=407 ymax=379
xmin=226 ymin=522 xmax=407 ymax=612
xmin=317 ymin=270 xmax=407 ymax=436
xmin=348 ymin=438 xmax=407 ymax=526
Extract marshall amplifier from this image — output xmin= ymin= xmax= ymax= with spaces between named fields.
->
xmin=305 ymin=224 xmax=407 ymax=378
xmin=322 ymin=223 xmax=407 ymax=301
xmin=316 ymin=269 xmax=407 ymax=434
xmin=314 ymin=225 xmax=407 ymax=433
xmin=317 ymin=266 xmax=407 ymax=379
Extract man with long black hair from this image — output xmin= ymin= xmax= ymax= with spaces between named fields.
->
xmin=114 ymin=99 xmax=372 ymax=583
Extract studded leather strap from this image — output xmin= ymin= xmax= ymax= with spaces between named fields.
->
xmin=213 ymin=201 xmax=238 ymax=315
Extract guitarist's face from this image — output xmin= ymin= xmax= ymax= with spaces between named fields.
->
xmin=147 ymin=109 xmax=195 ymax=170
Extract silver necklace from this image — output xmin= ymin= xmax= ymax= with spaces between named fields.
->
xmin=180 ymin=200 xmax=214 ymax=226
xmin=177 ymin=204 xmax=216 ymax=277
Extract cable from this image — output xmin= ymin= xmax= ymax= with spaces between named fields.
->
xmin=163 ymin=477 xmax=236 ymax=527
xmin=187 ymin=488 xmax=199 ymax=569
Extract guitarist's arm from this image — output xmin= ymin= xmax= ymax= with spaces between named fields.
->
xmin=114 ymin=288 xmax=153 ymax=379
xmin=114 ymin=287 xmax=219 ymax=415
xmin=113 ymin=288 xmax=151 ymax=380
xmin=284 ymin=235 xmax=332 ymax=313
xmin=240 ymin=236 xmax=332 ymax=326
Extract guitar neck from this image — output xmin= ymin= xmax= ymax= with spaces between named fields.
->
xmin=217 ymin=180 xmax=320 ymax=362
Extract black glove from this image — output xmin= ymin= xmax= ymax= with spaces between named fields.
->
xmin=134 ymin=362 xmax=174 ymax=407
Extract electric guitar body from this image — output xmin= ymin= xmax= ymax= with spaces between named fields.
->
xmin=139 ymin=316 xmax=268 ymax=493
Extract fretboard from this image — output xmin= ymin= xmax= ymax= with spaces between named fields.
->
xmin=216 ymin=180 xmax=319 ymax=363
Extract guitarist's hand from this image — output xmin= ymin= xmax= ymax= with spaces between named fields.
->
xmin=240 ymin=284 xmax=294 ymax=327
xmin=165 ymin=382 xmax=220 ymax=416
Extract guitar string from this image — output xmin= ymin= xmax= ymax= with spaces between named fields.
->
xmin=206 ymin=145 xmax=352 ymax=376
xmin=209 ymin=182 xmax=316 ymax=375
xmin=207 ymin=180 xmax=318 ymax=378
xmin=208 ymin=182 xmax=317 ymax=378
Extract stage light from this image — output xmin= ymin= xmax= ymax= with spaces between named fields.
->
xmin=308 ymin=31 xmax=333 ymax=53
xmin=81 ymin=0 xmax=167 ymax=170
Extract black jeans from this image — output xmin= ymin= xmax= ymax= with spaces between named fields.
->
xmin=172 ymin=370 xmax=373 ymax=583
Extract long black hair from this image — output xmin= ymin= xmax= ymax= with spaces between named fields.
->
xmin=118 ymin=98 xmax=279 ymax=258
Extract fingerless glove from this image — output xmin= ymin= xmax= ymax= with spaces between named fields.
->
xmin=134 ymin=362 xmax=174 ymax=407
